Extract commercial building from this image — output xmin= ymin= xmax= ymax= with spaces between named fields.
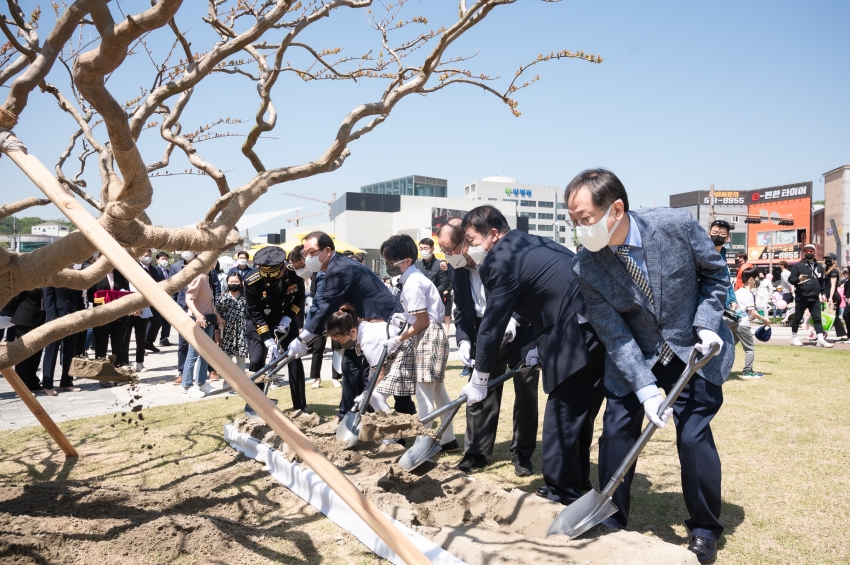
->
xmin=361 ymin=175 xmax=447 ymax=198
xmin=301 ymin=192 xmax=525 ymax=274
xmin=670 ymin=182 xmax=813 ymax=266
xmin=822 ymin=164 xmax=850 ymax=264
xmin=462 ymin=176 xmax=570 ymax=245
xmin=30 ymin=221 xmax=70 ymax=237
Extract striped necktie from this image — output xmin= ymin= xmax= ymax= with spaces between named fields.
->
xmin=616 ymin=245 xmax=674 ymax=366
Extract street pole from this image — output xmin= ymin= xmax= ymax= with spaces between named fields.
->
xmin=709 ymin=184 xmax=716 ymax=225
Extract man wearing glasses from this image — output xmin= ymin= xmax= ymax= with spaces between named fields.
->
xmin=567 ymin=168 xmax=733 ymax=564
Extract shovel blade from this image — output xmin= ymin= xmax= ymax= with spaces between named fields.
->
xmin=335 ymin=411 xmax=362 ymax=449
xmin=398 ymin=435 xmax=442 ymax=472
xmin=244 ymin=399 xmax=278 ymax=420
xmin=546 ymin=489 xmax=619 ymax=539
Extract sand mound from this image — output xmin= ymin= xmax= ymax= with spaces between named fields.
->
xmin=69 ymin=355 xmax=135 ymax=382
xmin=359 ymin=410 xmax=433 ymax=441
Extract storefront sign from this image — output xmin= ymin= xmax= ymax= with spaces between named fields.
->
xmin=504 ymin=187 xmax=533 ymax=198
xmin=703 ymin=191 xmax=745 ymax=204
xmin=750 ymin=184 xmax=809 ymax=202
xmin=748 ymin=245 xmax=801 ymax=261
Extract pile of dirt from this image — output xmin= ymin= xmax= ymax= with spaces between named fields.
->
xmin=230 ymin=413 xmax=699 ymax=565
xmin=358 ymin=410 xmax=433 ymax=441
xmin=69 ymin=355 xmax=135 ymax=382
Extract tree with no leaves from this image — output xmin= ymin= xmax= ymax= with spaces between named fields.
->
xmin=0 ymin=0 xmax=601 ymax=370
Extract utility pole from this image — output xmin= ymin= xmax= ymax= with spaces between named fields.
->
xmin=709 ymin=184 xmax=716 ymax=225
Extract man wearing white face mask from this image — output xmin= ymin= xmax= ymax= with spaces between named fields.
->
xmin=459 ymin=206 xmax=606 ymax=505
xmin=567 ymin=168 xmax=733 ymax=564
xmin=415 ymin=237 xmax=450 ymax=307
xmin=228 ymin=250 xmax=253 ymax=283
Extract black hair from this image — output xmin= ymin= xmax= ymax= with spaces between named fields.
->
xmin=237 ymin=250 xmax=249 ymax=259
xmin=326 ymin=304 xmax=359 ymax=339
xmin=779 ymin=260 xmax=788 ymax=268
xmin=303 ymin=231 xmax=335 ymax=251
xmin=380 ymin=234 xmax=418 ymax=263
xmin=226 ymin=272 xmax=242 ymax=283
xmin=342 ymin=250 xmax=354 ymax=257
xmin=155 ymin=251 xmax=169 ymax=259
xmin=564 ymin=168 xmax=630 ymax=212
xmin=289 ymin=245 xmax=304 ymax=263
xmin=419 ymin=237 xmax=434 ymax=248
xmin=710 ymin=219 xmax=732 ymax=232
xmin=461 ymin=205 xmax=510 ymax=237
xmin=735 ymin=252 xmax=748 ymax=261
xmin=741 ymin=267 xmax=759 ymax=285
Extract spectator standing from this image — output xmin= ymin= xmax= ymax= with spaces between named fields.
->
xmin=137 ymin=250 xmax=162 ymax=353
xmin=755 ymin=271 xmax=772 ymax=314
xmin=439 ymin=259 xmax=453 ymax=337
xmin=734 ymin=252 xmax=753 ymax=290
xmin=779 ymin=261 xmax=793 ymax=304
xmin=216 ymin=273 xmax=248 ymax=372
xmin=735 ymin=268 xmax=770 ymax=378
xmin=42 ymin=284 xmax=85 ymax=394
xmin=9 ymin=288 xmax=45 ymax=391
xmin=822 ymin=253 xmax=847 ymax=341
xmin=88 ymin=269 xmax=130 ymax=386
xmin=169 ymin=251 xmax=196 ymax=384
xmin=788 ymin=244 xmax=832 ymax=348
xmin=124 ymin=282 xmax=152 ymax=372
xmin=415 ymin=237 xmax=450 ymax=304
xmin=228 ymin=251 xmax=253 ymax=282
xmin=150 ymin=252 xmax=173 ymax=346
xmin=183 ymin=266 xmax=222 ymax=397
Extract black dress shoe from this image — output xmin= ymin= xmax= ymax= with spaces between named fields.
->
xmin=145 ymin=341 xmax=161 ymax=353
xmin=440 ymin=439 xmax=460 ymax=453
xmin=455 ymin=453 xmax=487 ymax=473
xmin=687 ymin=536 xmax=717 ymax=564
xmin=512 ymin=455 xmax=533 ymax=477
xmin=159 ymin=339 xmax=173 ymax=347
xmin=535 ymin=485 xmax=550 ymax=498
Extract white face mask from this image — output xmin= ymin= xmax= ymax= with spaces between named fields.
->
xmin=465 ymin=234 xmax=493 ymax=267
xmin=445 ymin=252 xmax=467 ymax=269
xmin=158 ymin=259 xmax=169 ymax=268
xmin=181 ymin=251 xmax=194 ymax=262
xmin=296 ymin=268 xmax=311 ymax=280
xmin=420 ymin=249 xmax=432 ymax=260
xmin=305 ymin=249 xmax=324 ymax=273
xmin=72 ymin=263 xmax=82 ymax=270
xmin=140 ymin=256 xmax=152 ymax=264
xmin=574 ymin=204 xmax=621 ymax=252
xmin=237 ymin=258 xmax=248 ymax=267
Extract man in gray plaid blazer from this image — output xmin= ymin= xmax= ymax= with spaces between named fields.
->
xmin=568 ymin=169 xmax=733 ymax=565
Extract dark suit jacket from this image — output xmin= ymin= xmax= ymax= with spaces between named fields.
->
xmin=476 ymin=229 xmax=601 ymax=394
xmin=87 ymin=272 xmax=130 ymax=304
xmin=9 ymin=288 xmax=44 ymax=328
xmin=416 ymin=257 xmax=450 ymax=296
xmin=304 ymin=251 xmax=403 ymax=335
xmin=43 ymin=286 xmax=85 ymax=322
xmin=143 ymin=262 xmax=163 ymax=283
xmin=447 ymin=264 xmax=478 ymax=348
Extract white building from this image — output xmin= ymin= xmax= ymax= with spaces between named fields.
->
xmin=31 ymin=221 xmax=69 ymax=237
xmin=296 ymin=192 xmax=522 ymax=274
xmin=462 ymin=176 xmax=571 ymax=246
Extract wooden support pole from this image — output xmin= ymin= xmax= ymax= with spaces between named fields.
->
xmin=6 ymin=148 xmax=432 ymax=565
xmin=0 ymin=367 xmax=78 ymax=458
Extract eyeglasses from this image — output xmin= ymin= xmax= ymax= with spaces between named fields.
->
xmin=565 ymin=200 xmax=619 ymax=228
xmin=381 ymin=258 xmax=408 ymax=267
xmin=440 ymin=239 xmax=464 ymax=256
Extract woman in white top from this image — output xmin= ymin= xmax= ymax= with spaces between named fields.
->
xmin=379 ymin=235 xmax=457 ymax=452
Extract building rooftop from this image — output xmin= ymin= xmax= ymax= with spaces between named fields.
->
xmin=823 ymin=164 xmax=850 ymax=177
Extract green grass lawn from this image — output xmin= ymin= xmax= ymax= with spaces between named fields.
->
xmin=1 ymin=344 xmax=849 ymax=564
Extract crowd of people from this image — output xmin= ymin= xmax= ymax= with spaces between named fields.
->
xmin=7 ymin=167 xmax=850 ymax=564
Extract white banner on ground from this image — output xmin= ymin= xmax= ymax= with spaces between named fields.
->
xmin=224 ymin=424 xmax=467 ymax=565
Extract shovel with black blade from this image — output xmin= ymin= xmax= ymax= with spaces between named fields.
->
xmin=336 ymin=345 xmax=389 ymax=449
xmin=546 ymin=342 xmax=721 ymax=539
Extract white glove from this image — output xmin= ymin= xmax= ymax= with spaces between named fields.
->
xmin=526 ymin=347 xmax=539 ymax=367
xmin=352 ymin=393 xmax=365 ymax=412
xmin=695 ymin=327 xmax=723 ymax=356
xmin=642 ymin=394 xmax=673 ymax=428
xmin=276 ymin=315 xmax=291 ymax=334
xmin=504 ymin=317 xmax=518 ymax=343
xmin=461 ymin=381 xmax=488 ymax=406
xmin=458 ymin=341 xmax=472 ymax=367
xmin=299 ymin=329 xmax=316 ymax=342
xmin=264 ymin=338 xmax=280 ymax=359
xmin=382 ymin=336 xmax=402 ymax=356
xmin=287 ymin=338 xmax=307 ymax=359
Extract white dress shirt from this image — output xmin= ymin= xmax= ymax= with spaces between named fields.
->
xmin=399 ymin=265 xmax=445 ymax=325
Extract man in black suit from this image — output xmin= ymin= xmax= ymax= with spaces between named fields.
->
xmin=437 ymin=220 xmax=540 ymax=475
xmin=460 ymin=205 xmax=606 ymax=505
xmin=9 ymin=288 xmax=45 ymax=391
xmin=149 ymin=251 xmax=173 ymax=346
xmin=42 ymin=284 xmax=85 ymax=394
xmin=137 ymin=249 xmax=162 ymax=353
xmin=88 ymin=269 xmax=130 ymax=387
xmin=287 ymin=231 xmax=404 ymax=421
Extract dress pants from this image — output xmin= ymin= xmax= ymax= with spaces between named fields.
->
xmin=599 ymin=356 xmax=724 ymax=541
xmin=145 ymin=307 xmax=167 ymax=343
xmin=13 ymin=326 xmax=43 ymax=390
xmin=791 ymin=298 xmax=823 ymax=334
xmin=246 ymin=328 xmax=307 ymax=410
xmin=124 ymin=315 xmax=148 ymax=364
xmin=543 ymin=353 xmax=605 ymax=504
xmin=93 ymin=316 xmax=128 ymax=361
xmin=42 ymin=333 xmax=77 ymax=389
xmin=338 ymin=348 xmax=368 ymax=419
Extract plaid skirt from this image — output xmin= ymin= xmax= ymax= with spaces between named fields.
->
xmin=414 ymin=323 xmax=449 ymax=383
xmin=375 ymin=338 xmax=417 ymax=396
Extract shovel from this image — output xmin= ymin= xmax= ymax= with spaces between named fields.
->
xmin=398 ymin=361 xmax=540 ymax=472
xmin=546 ymin=342 xmax=721 ymax=539
xmin=336 ymin=345 xmax=389 ymax=449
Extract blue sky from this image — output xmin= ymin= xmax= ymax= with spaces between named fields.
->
xmin=4 ymin=0 xmax=848 ymax=234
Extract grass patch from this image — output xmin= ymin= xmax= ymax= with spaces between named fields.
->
xmin=1 ymin=345 xmax=849 ymax=564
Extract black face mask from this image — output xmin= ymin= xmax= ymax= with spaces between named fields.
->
xmin=227 ymin=283 xmax=242 ymax=292
xmin=385 ymin=262 xmax=403 ymax=277
xmin=340 ymin=337 xmax=357 ymax=349
xmin=710 ymin=235 xmax=727 ymax=247
xmin=825 ymin=259 xmax=834 ymax=266
xmin=805 ymin=253 xmax=816 ymax=261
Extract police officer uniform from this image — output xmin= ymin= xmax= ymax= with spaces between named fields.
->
xmin=244 ymin=247 xmax=307 ymax=410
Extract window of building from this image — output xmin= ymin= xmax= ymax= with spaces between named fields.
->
xmin=464 ymin=185 xmax=469 ymax=194
xmin=538 ymin=225 xmax=553 ymax=232
xmin=560 ymin=226 xmax=566 ymax=232
xmin=538 ymin=201 xmax=553 ymax=208
xmin=471 ymin=184 xmax=476 ymax=192
xmin=519 ymin=212 xmax=537 ymax=219
xmin=503 ymin=199 xmax=517 ymax=204
xmin=538 ymin=213 xmax=554 ymax=220
xmin=520 ymin=200 xmax=537 ymax=207
xmin=527 ymin=224 xmax=537 ymax=230
xmin=559 ymin=237 xmax=566 ymax=243
xmin=556 ymin=202 xmax=567 ymax=209
xmin=557 ymin=214 xmax=566 ymax=221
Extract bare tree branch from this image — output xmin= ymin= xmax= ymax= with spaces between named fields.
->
xmin=0 ymin=196 xmax=50 ymax=220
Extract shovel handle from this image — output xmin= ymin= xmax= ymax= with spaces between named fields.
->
xmin=600 ymin=343 xmax=720 ymax=499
